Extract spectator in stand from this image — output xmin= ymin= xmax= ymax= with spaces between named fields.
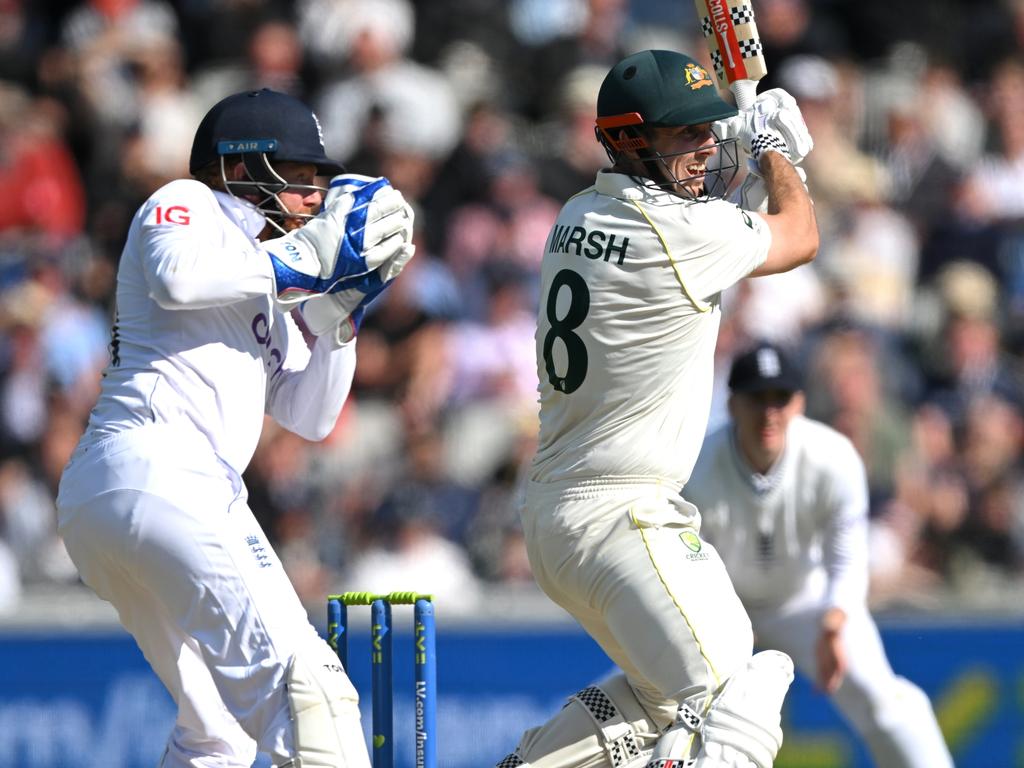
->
xmin=774 ymin=55 xmax=888 ymax=245
xmin=192 ymin=18 xmax=309 ymax=111
xmin=805 ymin=326 xmax=913 ymax=511
xmin=0 ymin=84 xmax=86 ymax=240
xmin=956 ymin=396 xmax=1024 ymax=576
xmin=535 ymin=64 xmax=612 ymax=202
xmin=874 ymin=69 xmax=963 ymax=245
xmin=920 ymin=261 xmax=1024 ymax=429
xmin=463 ymin=418 xmax=537 ymax=583
xmin=870 ymin=403 xmax=961 ymax=607
xmin=343 ymin=425 xmax=484 ymax=614
xmin=301 ymin=0 xmax=460 ymax=176
xmin=440 ymin=149 xmax=559 ymax=321
xmin=960 ymin=57 xmax=1024 ymax=224
xmin=423 ymin=99 xmax=517 ymax=255
xmin=0 ymin=0 xmax=46 ymax=85
xmin=119 ymin=37 xmax=203 ymax=195
xmin=517 ymin=0 xmax=632 ymax=122
xmin=756 ymin=0 xmax=850 ymax=90
xmin=59 ymin=0 xmax=180 ymax=164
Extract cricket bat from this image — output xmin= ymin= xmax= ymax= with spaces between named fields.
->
xmin=693 ymin=0 xmax=767 ymax=111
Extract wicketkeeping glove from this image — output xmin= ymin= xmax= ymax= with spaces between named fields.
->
xmin=729 ymin=88 xmax=814 ymax=165
xmin=261 ymin=174 xmax=414 ymax=307
xmin=300 ymin=241 xmax=416 ymax=344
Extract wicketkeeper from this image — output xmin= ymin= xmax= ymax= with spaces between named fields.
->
xmin=57 ymin=88 xmax=413 ymax=768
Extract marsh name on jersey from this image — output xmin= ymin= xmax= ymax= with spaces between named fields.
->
xmin=547 ymin=224 xmax=630 ymax=265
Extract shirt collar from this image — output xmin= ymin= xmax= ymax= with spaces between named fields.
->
xmin=594 ymin=170 xmax=693 ymax=206
xmin=729 ymin=427 xmax=789 ymax=497
xmin=213 ymin=190 xmax=266 ymax=240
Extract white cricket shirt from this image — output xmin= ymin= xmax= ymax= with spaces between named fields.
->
xmin=685 ymin=415 xmax=870 ymax=612
xmin=530 ymin=171 xmax=771 ymax=485
xmin=84 ymin=179 xmax=356 ymax=475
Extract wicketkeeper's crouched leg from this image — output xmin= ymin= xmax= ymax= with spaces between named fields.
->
xmin=275 ymin=636 xmax=372 ymax=768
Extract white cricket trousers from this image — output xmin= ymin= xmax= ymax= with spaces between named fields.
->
xmin=56 ymin=423 xmax=370 ymax=768
xmin=748 ymin=578 xmax=953 ymax=768
xmin=521 ymin=478 xmax=754 ymax=719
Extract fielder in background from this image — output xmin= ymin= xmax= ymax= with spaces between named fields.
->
xmin=684 ymin=342 xmax=954 ymax=767
xmin=497 ymin=49 xmax=818 ymax=768
xmin=56 ymin=89 xmax=415 ymax=768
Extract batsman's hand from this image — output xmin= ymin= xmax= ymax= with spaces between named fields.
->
xmin=731 ymin=88 xmax=813 ymax=166
xmin=300 ymin=241 xmax=416 ymax=344
xmin=262 ymin=174 xmax=414 ymax=307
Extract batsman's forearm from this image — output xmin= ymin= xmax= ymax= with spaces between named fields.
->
xmin=762 ymin=153 xmax=811 ymax=217
xmin=747 ymin=152 xmax=819 ymax=276
xmin=764 ymin=154 xmax=818 ymax=258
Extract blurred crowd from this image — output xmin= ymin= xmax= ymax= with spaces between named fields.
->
xmin=1 ymin=0 xmax=1023 ymax=617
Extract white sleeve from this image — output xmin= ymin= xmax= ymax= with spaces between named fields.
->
xmin=139 ymin=180 xmax=275 ymax=309
xmin=265 ymin=310 xmax=356 ymax=441
xmin=673 ymin=200 xmax=771 ymax=301
xmin=822 ymin=438 xmax=871 ymax=611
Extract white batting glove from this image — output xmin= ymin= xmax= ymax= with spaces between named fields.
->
xmin=713 ymin=111 xmax=745 ymax=144
xmin=300 ymin=241 xmax=416 ymax=344
xmin=730 ymin=158 xmax=808 ymax=213
xmin=261 ymin=175 xmax=414 ymax=307
xmin=738 ymin=88 xmax=814 ymax=166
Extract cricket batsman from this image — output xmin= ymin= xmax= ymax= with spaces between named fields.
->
xmin=496 ymin=49 xmax=817 ymax=768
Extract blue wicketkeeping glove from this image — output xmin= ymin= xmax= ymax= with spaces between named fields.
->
xmin=262 ymin=175 xmax=414 ymax=306
xmin=300 ymin=240 xmax=416 ymax=343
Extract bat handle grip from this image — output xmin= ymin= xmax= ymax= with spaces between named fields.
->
xmin=731 ymin=79 xmax=758 ymax=111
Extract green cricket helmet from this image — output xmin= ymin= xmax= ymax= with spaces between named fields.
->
xmin=595 ymin=49 xmax=740 ymax=199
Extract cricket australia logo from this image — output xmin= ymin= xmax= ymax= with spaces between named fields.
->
xmin=680 ymin=530 xmax=709 ymax=560
xmin=684 ymin=62 xmax=713 ymax=90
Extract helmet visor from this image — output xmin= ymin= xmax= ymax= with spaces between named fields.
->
xmin=218 ymin=144 xmax=329 ymax=234
xmin=597 ymin=116 xmax=741 ymax=200
xmin=640 ymin=134 xmax=741 ymax=200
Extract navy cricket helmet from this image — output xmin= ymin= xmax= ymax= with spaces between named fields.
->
xmin=189 ymin=89 xmax=345 ymax=233
xmin=189 ymin=88 xmax=343 ymax=176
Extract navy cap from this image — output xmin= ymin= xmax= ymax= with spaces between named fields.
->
xmin=728 ymin=342 xmax=802 ymax=393
xmin=189 ymin=89 xmax=344 ymax=176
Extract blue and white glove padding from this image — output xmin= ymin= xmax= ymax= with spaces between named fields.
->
xmin=322 ymin=174 xmax=415 ymax=272
xmin=262 ymin=174 xmax=414 ymax=307
xmin=715 ymin=88 xmax=813 ymax=166
xmin=300 ymin=241 xmax=416 ymax=344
